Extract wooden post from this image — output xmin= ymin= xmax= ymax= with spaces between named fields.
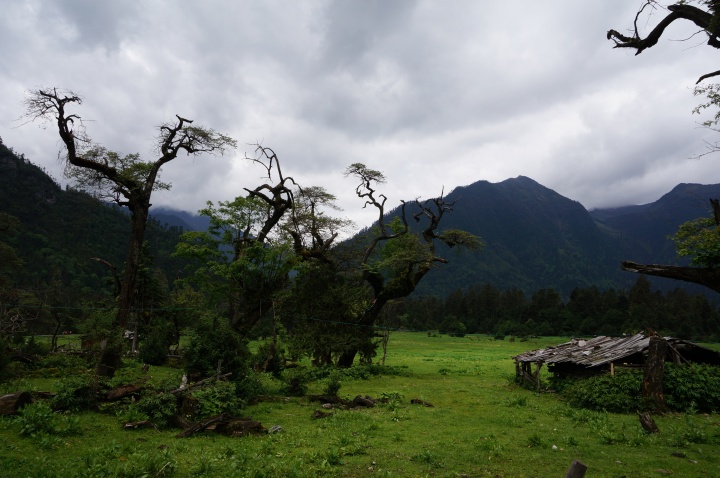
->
xmin=643 ymin=336 xmax=669 ymax=414
xmin=610 ymin=362 xmax=614 ymax=377
xmin=565 ymin=460 xmax=588 ymax=478
xmin=535 ymin=362 xmax=542 ymax=393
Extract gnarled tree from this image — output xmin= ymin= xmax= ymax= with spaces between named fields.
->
xmin=25 ymin=88 xmax=236 ymax=376
xmin=607 ymin=1 xmax=720 ymax=84
xmin=336 ymin=163 xmax=482 ymax=366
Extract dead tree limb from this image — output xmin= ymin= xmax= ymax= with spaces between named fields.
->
xmin=621 ymin=261 xmax=720 ymax=293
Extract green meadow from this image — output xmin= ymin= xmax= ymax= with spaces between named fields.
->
xmin=1 ymin=333 xmax=719 ymax=477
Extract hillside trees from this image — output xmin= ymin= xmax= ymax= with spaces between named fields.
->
xmin=608 ymin=3 xmax=720 ymax=293
xmin=24 ymin=88 xmax=236 ymax=377
xmin=0 ymin=212 xmax=25 ymax=336
xmin=398 ymin=280 xmax=719 ymax=340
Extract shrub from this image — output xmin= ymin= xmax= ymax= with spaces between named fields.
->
xmin=323 ymin=369 xmax=342 ymax=396
xmin=0 ymin=337 xmax=9 ymax=380
xmin=192 ymin=381 xmax=242 ymax=418
xmin=560 ymin=364 xmax=720 ymax=413
xmin=138 ymin=324 xmax=174 ymax=366
xmin=36 ymin=353 xmax=86 ymax=371
xmin=665 ymin=363 xmax=720 ymax=412
xmin=16 ymin=401 xmax=81 ymax=437
xmin=52 ymin=374 xmax=97 ymax=412
xmin=281 ymin=368 xmax=311 ymax=396
xmin=562 ymin=370 xmax=643 ymax=412
xmin=183 ymin=317 xmax=250 ymax=379
xmin=251 ymin=341 xmax=284 ymax=377
xmin=233 ymin=371 xmax=266 ymax=403
xmin=136 ymin=392 xmax=179 ymax=428
xmin=19 ymin=335 xmax=50 ymax=357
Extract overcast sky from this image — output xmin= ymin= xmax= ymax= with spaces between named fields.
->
xmin=1 ymin=1 xmax=718 ymax=229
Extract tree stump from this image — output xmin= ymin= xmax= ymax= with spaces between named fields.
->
xmin=0 ymin=391 xmax=32 ymax=415
xmin=565 ymin=460 xmax=588 ymax=478
xmin=643 ymin=336 xmax=669 ymax=414
xmin=638 ymin=412 xmax=660 ymax=433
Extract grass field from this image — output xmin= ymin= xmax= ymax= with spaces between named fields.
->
xmin=1 ymin=333 xmax=719 ymax=477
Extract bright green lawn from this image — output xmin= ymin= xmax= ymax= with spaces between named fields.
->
xmin=1 ymin=333 xmax=719 ymax=477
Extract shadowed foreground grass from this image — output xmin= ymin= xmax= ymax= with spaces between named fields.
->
xmin=1 ymin=333 xmax=719 ymax=477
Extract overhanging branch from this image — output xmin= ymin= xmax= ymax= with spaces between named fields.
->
xmin=621 ymin=260 xmax=720 ymax=293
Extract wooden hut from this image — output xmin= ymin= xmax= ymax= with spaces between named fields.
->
xmin=513 ymin=333 xmax=720 ymax=390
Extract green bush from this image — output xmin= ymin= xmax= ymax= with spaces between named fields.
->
xmin=183 ymin=317 xmax=250 ymax=379
xmin=16 ymin=401 xmax=81 ymax=437
xmin=323 ymin=369 xmax=343 ymax=396
xmin=136 ymin=392 xmax=179 ymax=428
xmin=19 ymin=335 xmax=50 ymax=357
xmin=192 ymin=381 xmax=242 ymax=418
xmin=562 ymin=370 xmax=643 ymax=412
xmin=138 ymin=324 xmax=174 ymax=366
xmin=36 ymin=353 xmax=86 ymax=371
xmin=665 ymin=363 xmax=720 ymax=412
xmin=51 ymin=374 xmax=97 ymax=412
xmin=233 ymin=371 xmax=267 ymax=403
xmin=560 ymin=364 xmax=720 ymax=413
xmin=281 ymin=368 xmax=311 ymax=396
xmin=0 ymin=337 xmax=9 ymax=380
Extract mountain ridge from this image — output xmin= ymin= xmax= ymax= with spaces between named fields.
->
xmin=2 ymin=139 xmax=718 ymax=298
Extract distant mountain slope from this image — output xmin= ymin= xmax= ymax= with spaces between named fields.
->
xmin=0 ymin=141 xmax=187 ymax=294
xmin=4 ymin=137 xmax=719 ymax=299
xmin=151 ymin=207 xmax=210 ymax=232
xmin=365 ymin=176 xmax=720 ymax=297
xmin=408 ymin=176 xmax=621 ymax=296
xmin=589 ymin=183 xmax=720 ymax=265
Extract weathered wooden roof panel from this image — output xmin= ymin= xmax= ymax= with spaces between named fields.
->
xmin=512 ymin=333 xmax=714 ymax=368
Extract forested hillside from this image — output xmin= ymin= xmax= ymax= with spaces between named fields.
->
xmin=0 ymin=140 xmax=189 ymax=332
xmin=3 ymin=138 xmax=720 ymax=339
xmin=396 ymin=177 xmax=720 ymax=297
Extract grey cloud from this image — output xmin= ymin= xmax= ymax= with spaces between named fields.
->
xmin=37 ymin=0 xmax=138 ymax=51
xmin=0 ymin=0 xmax=717 ymax=229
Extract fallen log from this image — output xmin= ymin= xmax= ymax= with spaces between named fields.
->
xmin=123 ymin=420 xmax=155 ymax=430
xmin=213 ymin=418 xmax=266 ymax=437
xmin=10 ymin=352 xmax=35 ymax=365
xmin=176 ymin=413 xmax=267 ymax=438
xmin=0 ymin=391 xmax=32 ymax=415
xmin=176 ymin=413 xmax=231 ymax=438
xmin=308 ymin=395 xmax=352 ymax=407
xmin=106 ymin=383 xmax=143 ymax=401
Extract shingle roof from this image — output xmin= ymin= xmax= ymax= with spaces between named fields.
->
xmin=513 ymin=333 xmax=668 ymax=368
